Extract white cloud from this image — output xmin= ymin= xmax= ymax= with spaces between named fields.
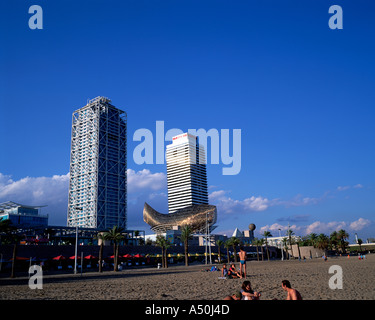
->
xmin=0 ymin=173 xmax=70 ymax=205
xmin=261 ymin=218 xmax=371 ymax=237
xmin=0 ymin=169 xmax=167 ymax=207
xmin=1 ymin=171 xmax=370 ymax=236
xmin=259 ymin=223 xmax=299 ymax=235
xmin=304 ymin=221 xmax=322 ymax=234
xmin=0 ymin=169 xmax=167 ymax=227
xmin=0 ymin=173 xmax=14 ymax=186
xmin=209 ymin=190 xmax=271 ymax=214
xmin=337 ymin=186 xmax=350 ymax=191
xmin=337 ymin=184 xmax=364 ymax=191
xmin=127 ymin=169 xmax=166 ymax=193
xmin=209 ymin=189 xmax=327 ymax=216
xmin=243 ymin=196 xmax=270 ymax=211
xmin=274 ymin=194 xmax=324 ymax=207
xmin=0 ymin=173 xmax=70 ymax=226
xmin=208 ymin=190 xmax=228 ymax=201
xmin=127 ymin=190 xmax=168 ymax=231
xmin=349 ymin=218 xmax=371 ymax=231
xmin=304 ymin=221 xmax=347 ymax=235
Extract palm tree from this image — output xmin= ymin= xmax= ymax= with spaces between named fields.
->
xmin=307 ymin=233 xmax=318 ymax=247
xmin=316 ymin=233 xmax=329 ymax=253
xmin=0 ymin=219 xmax=15 ymax=245
xmin=94 ymin=232 xmax=105 ymax=272
xmin=286 ymin=228 xmax=295 ymax=258
xmin=10 ymin=240 xmax=18 ymax=278
xmin=299 ymin=236 xmax=309 ymax=247
xmin=259 ymin=238 xmax=265 ymax=261
xmin=164 ymin=238 xmax=171 ymax=268
xmin=262 ymin=231 xmax=272 ymax=261
xmin=252 ymin=238 xmax=260 ymax=261
xmin=330 ymin=231 xmax=339 ymax=251
xmin=103 ymin=226 xmax=125 ymax=271
xmin=180 ymin=225 xmax=193 ymax=266
xmin=216 ymin=240 xmax=224 ymax=263
xmin=228 ymin=237 xmax=241 ymax=262
xmin=155 ymin=235 xmax=171 ymax=268
xmin=357 ymin=238 xmax=363 ymax=253
xmin=224 ymin=240 xmax=231 ymax=263
xmin=156 ymin=235 xmax=166 ymax=268
xmin=282 ymin=237 xmax=289 ymax=259
xmin=233 ymin=237 xmax=241 ymax=262
xmin=145 ymin=238 xmax=153 ymax=246
xmin=0 ymin=220 xmax=18 ymax=278
xmin=296 ymin=239 xmax=302 ymax=260
xmin=337 ymin=229 xmax=349 ymax=253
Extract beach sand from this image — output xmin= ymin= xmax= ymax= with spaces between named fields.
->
xmin=0 ymin=254 xmax=374 ymax=300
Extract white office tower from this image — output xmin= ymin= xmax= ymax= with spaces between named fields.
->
xmin=67 ymin=97 xmax=127 ymax=229
xmin=166 ymin=133 xmax=208 ymax=214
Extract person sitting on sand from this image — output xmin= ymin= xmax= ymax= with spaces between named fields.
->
xmin=224 ymin=291 xmax=242 ymax=300
xmin=222 ymin=264 xmax=228 ymax=277
xmin=241 ymin=280 xmax=261 ymax=300
xmin=281 ymin=280 xmax=302 ymax=300
xmin=228 ymin=264 xmax=242 ymax=279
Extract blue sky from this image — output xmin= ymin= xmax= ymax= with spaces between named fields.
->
xmin=1 ymin=0 xmax=374 ymax=241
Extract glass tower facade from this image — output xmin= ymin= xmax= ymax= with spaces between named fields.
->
xmin=67 ymin=97 xmax=127 ymax=229
xmin=166 ymin=133 xmax=208 ymax=214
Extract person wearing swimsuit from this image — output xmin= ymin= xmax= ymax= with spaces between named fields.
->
xmin=239 ymin=247 xmax=247 ymax=279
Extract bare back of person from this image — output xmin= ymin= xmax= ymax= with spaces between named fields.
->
xmin=287 ymin=288 xmax=302 ymax=300
xmin=239 ymin=250 xmax=246 ymax=261
xmin=239 ymin=248 xmax=247 ymax=278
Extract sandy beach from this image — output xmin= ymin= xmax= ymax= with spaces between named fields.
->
xmin=0 ymin=254 xmax=374 ymax=300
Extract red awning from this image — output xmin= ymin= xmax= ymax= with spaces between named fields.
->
xmin=69 ymin=255 xmax=81 ymax=260
xmin=123 ymin=254 xmax=132 ymax=258
xmin=84 ymin=255 xmax=97 ymax=260
xmin=52 ymin=255 xmax=66 ymax=261
xmin=9 ymin=256 xmax=29 ymax=261
xmin=133 ymin=254 xmax=144 ymax=258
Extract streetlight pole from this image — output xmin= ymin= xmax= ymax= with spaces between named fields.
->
xmin=74 ymin=225 xmax=78 ymax=274
xmin=278 ymin=228 xmax=284 ymax=261
xmin=208 ymin=234 xmax=212 ymax=265
xmin=74 ymin=207 xmax=83 ymax=274
xmin=205 ymin=211 xmax=208 ymax=265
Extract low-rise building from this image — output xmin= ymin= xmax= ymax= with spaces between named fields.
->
xmin=0 ymin=201 xmax=48 ymax=227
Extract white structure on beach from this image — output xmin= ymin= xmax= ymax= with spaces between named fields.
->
xmin=266 ymin=236 xmax=301 ymax=248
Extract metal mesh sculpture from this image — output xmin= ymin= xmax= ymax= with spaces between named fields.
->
xmin=143 ymin=202 xmax=217 ymax=233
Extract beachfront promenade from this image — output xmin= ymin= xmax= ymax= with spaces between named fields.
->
xmin=1 ymin=254 xmax=374 ymax=300
xmin=0 ymin=243 xmax=274 ymax=277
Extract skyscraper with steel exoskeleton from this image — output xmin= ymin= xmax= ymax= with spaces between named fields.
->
xmin=67 ymin=97 xmax=127 ymax=229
